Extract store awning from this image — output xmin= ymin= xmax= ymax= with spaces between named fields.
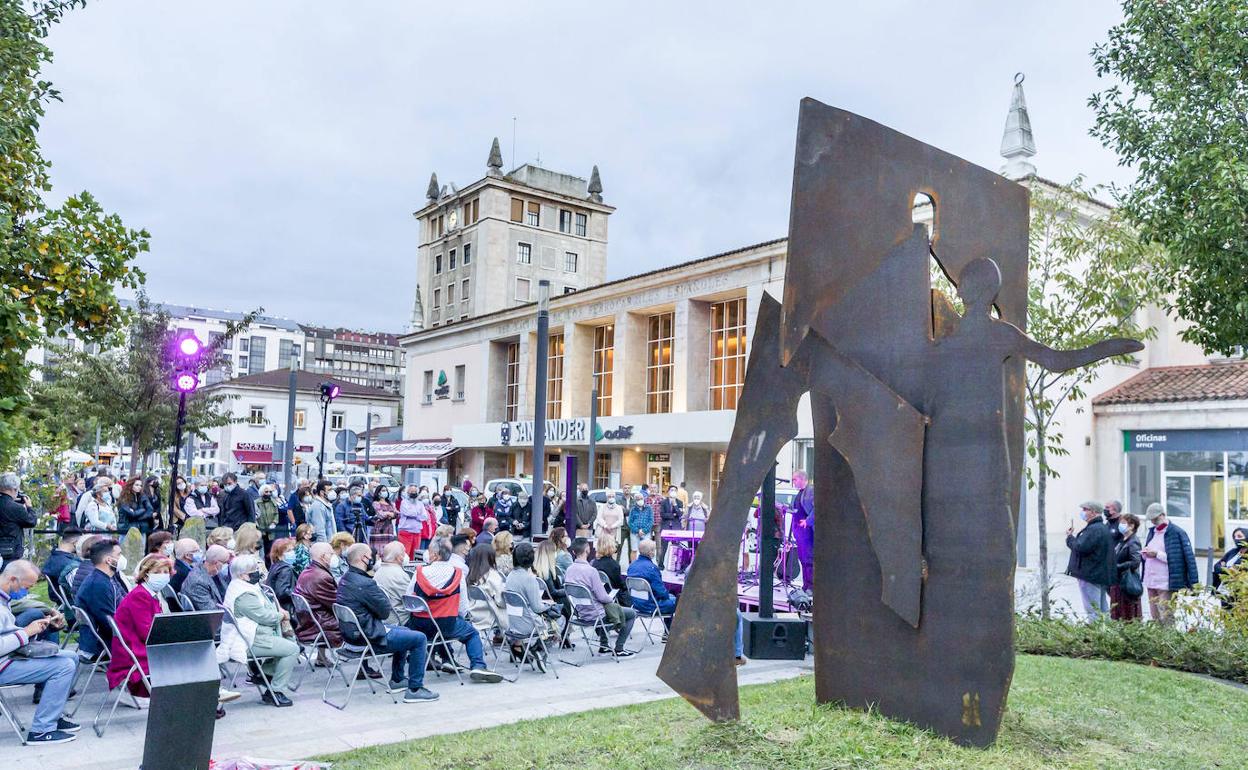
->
xmin=365 ymin=439 xmax=454 ymax=466
xmin=233 ymin=449 xmax=274 ymax=464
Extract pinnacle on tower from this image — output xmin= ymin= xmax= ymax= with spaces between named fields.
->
xmin=999 ymin=73 xmax=1037 ymax=179
xmin=487 ymin=137 xmax=503 ymax=176
xmin=426 ymin=172 xmax=440 ymax=201
xmin=409 ymin=284 xmax=425 ymax=331
xmin=587 ymin=165 xmax=603 ymax=202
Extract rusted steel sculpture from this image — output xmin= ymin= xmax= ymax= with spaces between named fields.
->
xmin=657 ymin=98 xmax=1142 ymax=746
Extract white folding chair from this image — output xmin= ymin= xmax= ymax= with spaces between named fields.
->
xmin=94 ymin=616 xmax=151 ymax=737
xmin=0 ymin=685 xmax=27 ymax=745
xmin=321 ymin=603 xmax=398 ymax=711
xmin=66 ymin=604 xmax=111 ymax=718
xmin=218 ymin=603 xmax=274 ymax=698
xmin=401 ymin=595 xmax=466 ymax=686
xmin=626 ymin=576 xmax=673 ymax=645
xmin=464 ymin=584 xmax=501 ymax=666
xmin=501 ymin=590 xmax=559 ymax=682
xmin=291 ymin=592 xmax=334 ymax=688
xmin=560 ymin=582 xmax=623 ymax=666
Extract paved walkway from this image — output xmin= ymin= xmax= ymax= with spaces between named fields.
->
xmin=11 ymin=636 xmax=813 ymax=768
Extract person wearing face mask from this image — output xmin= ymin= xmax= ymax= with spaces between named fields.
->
xmin=1212 ymin=527 xmax=1248 ymax=609
xmin=627 ymin=492 xmax=654 ymax=563
xmin=254 ymin=484 xmax=289 ymax=560
xmin=170 ymin=475 xmax=192 ymax=532
xmin=293 ymin=542 xmax=343 ymax=659
xmin=74 ymin=539 xmax=127 ymax=660
xmin=0 ymin=472 xmax=35 ymax=565
xmin=290 ymin=524 xmax=315 ymax=574
xmin=657 ymin=485 xmax=685 ymax=567
xmin=117 ymin=476 xmax=154 ymax=539
xmin=184 ymin=479 xmax=221 ymax=528
xmin=397 ymin=485 xmax=427 ymax=557
xmin=336 ymin=483 xmax=373 ymax=544
xmin=368 ymin=484 xmax=398 ymax=555
xmin=145 ymin=531 xmax=175 ymax=560
xmin=594 ymin=491 xmax=624 ymax=556
xmin=328 ymin=533 xmax=355 ymax=580
xmin=141 ymin=477 xmax=164 ymax=531
xmin=218 ymin=472 xmax=254 ymax=531
xmin=182 ymin=545 xmax=231 ymax=612
xmin=79 ymin=478 xmax=118 ymax=533
xmin=265 ymin=538 xmax=298 ymax=614
xmin=306 ymin=480 xmax=337 ymax=543
xmin=285 ymin=479 xmax=312 ymax=531
xmin=1142 ymin=503 xmax=1199 ymax=625
xmin=1109 ymin=513 xmax=1143 ymax=621
xmin=1066 ymin=500 xmax=1116 ymax=621
xmin=107 ymin=555 xmax=176 ymax=706
xmin=221 ymin=554 xmax=298 ymax=707
xmin=468 ymin=490 xmax=490 ymax=534
xmin=492 ymin=488 xmax=517 ymax=536
xmin=441 ymin=485 xmax=463 ymax=530
xmin=0 ymin=559 xmax=81 ymax=745
xmin=683 ymin=490 xmax=711 ymax=536
xmin=419 ymin=489 xmax=439 ymax=547
xmin=170 ymin=538 xmax=201 ymax=594
xmin=574 ymin=484 xmax=597 ymax=539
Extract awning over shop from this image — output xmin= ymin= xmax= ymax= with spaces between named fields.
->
xmin=366 ymin=439 xmax=454 ymax=466
xmin=233 ymin=449 xmax=274 ymax=464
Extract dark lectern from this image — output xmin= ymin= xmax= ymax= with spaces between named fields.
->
xmin=141 ymin=610 xmax=223 ymax=770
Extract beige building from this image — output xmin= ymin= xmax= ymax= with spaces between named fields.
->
xmin=410 ymin=140 xmax=615 ymax=331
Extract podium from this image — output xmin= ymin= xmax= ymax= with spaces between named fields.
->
xmin=142 ymin=610 xmax=223 ymax=770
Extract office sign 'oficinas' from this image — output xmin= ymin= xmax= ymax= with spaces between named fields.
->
xmin=500 ymin=419 xmax=634 ymax=446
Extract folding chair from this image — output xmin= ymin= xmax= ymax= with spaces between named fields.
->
xmin=94 ymin=616 xmax=152 ymax=737
xmin=66 ymin=604 xmax=111 ymax=718
xmin=627 ymin=576 xmax=673 ymax=645
xmin=464 ymin=584 xmax=501 ymax=666
xmin=560 ymin=582 xmax=623 ymax=666
xmin=55 ymin=571 xmax=79 ymax=649
xmin=321 ymin=603 xmax=399 ymax=710
xmin=291 ymin=593 xmax=334 ymax=689
xmin=177 ymin=592 xmax=194 ymax=613
xmin=0 ymin=685 xmax=27 ymax=745
xmin=217 ymin=604 xmax=273 ymax=697
xmin=597 ymin=569 xmax=614 ymax=590
xmin=501 ymin=590 xmax=559 ymax=682
xmin=401 ymin=595 xmax=466 ymax=686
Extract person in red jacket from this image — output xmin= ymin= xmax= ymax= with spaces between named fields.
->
xmin=107 ymin=556 xmax=173 ymax=701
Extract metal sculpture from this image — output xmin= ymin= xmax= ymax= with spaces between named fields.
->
xmin=657 ymin=99 xmax=1142 ymax=746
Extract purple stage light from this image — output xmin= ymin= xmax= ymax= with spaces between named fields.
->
xmin=175 ymin=373 xmax=198 ymax=393
xmin=328 ymin=384 xmax=340 ymax=399
xmin=178 ymin=335 xmax=203 ymax=357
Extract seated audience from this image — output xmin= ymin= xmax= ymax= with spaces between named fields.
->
xmin=291 ymin=523 xmax=315 ymax=574
xmin=477 ymin=517 xmax=498 ymax=546
xmin=591 ymin=534 xmax=630 ymax=607
xmin=407 ymin=538 xmax=502 ymax=683
xmin=328 ymin=532 xmax=355 ymax=580
xmin=266 ymin=538 xmax=298 ymax=614
xmin=0 ymin=560 xmax=79 ymax=745
xmin=565 ymin=538 xmax=636 ymax=657
xmin=626 ymin=538 xmax=677 ymax=627
xmin=145 ymin=530 xmax=174 ymax=559
xmin=183 ymin=545 xmax=231 ymax=612
xmin=75 ymin=539 xmax=127 ymax=658
xmin=502 ymin=542 xmax=560 ymax=655
xmin=222 ymin=554 xmax=298 ymax=707
xmin=492 ymin=529 xmax=513 ymax=575
xmin=373 ymin=542 xmax=413 ymax=627
xmin=107 ymin=555 xmax=174 ymax=704
xmin=208 ymin=526 xmax=234 ymax=550
xmin=337 ymin=544 xmax=438 ymax=703
xmin=170 ymin=537 xmax=201 ymax=594
xmin=294 ymin=542 xmax=343 ymax=664
xmin=466 ymin=542 xmax=507 ymax=637
xmin=42 ymin=528 xmax=82 ymax=606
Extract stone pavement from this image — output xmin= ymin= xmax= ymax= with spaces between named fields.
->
xmin=11 ymin=635 xmax=813 ymax=769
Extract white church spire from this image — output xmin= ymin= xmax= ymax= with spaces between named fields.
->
xmin=409 ymin=284 xmax=425 ymax=332
xmin=999 ymin=72 xmax=1037 ymax=179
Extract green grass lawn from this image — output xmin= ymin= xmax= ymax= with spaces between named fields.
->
xmin=320 ymin=654 xmax=1248 ymax=769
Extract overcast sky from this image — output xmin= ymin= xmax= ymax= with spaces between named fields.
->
xmin=40 ymin=1 xmax=1128 ymax=332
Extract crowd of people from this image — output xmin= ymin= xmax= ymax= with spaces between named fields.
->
xmin=0 ymin=469 xmax=706 ymax=747
xmin=1064 ymin=498 xmax=1246 ymax=622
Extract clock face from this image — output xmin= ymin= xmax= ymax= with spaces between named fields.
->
xmin=448 ymin=210 xmax=459 ymax=229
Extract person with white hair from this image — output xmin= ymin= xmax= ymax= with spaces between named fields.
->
xmin=182 ymin=545 xmax=231 ymax=613
xmin=594 ymin=490 xmax=624 ymax=554
xmin=0 ymin=560 xmax=79 ymax=744
xmin=170 ymin=538 xmax=201 ymax=594
xmin=0 ymin=473 xmax=36 ymax=564
xmin=683 ymin=491 xmax=710 ymax=535
xmin=222 ymin=554 xmax=298 ymax=707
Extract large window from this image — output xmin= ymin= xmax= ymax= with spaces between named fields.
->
xmin=463 ymin=243 xmax=472 ymax=264
xmin=278 ymin=338 xmax=299 ymax=369
xmin=463 ymin=198 xmax=479 ymax=225
xmin=546 ymin=333 xmax=565 ymax=419
xmin=646 ymin=312 xmax=675 ymax=414
xmin=575 ymin=212 xmax=587 ymax=237
xmin=505 ymin=343 xmax=520 ymax=421
xmin=710 ymin=298 xmax=747 ymax=409
xmin=449 ymin=248 xmax=457 ymax=270
xmin=516 ymin=242 xmax=532 ymax=264
xmin=510 ymin=197 xmax=523 ymax=222
xmin=593 ymin=324 xmax=614 ymax=416
xmin=558 ymin=209 xmax=572 ymax=233
xmin=434 ymin=253 xmax=443 ymax=274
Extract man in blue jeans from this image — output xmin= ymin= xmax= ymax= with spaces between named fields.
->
xmin=0 ymin=560 xmax=80 ymax=744
xmin=408 ymin=537 xmax=503 ymax=683
xmin=337 ymin=544 xmax=439 ymax=703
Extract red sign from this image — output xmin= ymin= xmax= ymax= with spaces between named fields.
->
xmin=236 ymin=442 xmax=272 ymax=452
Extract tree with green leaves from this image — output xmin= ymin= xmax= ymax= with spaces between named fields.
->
xmin=46 ymin=293 xmax=259 ymax=477
xmin=1025 ymin=181 xmax=1166 ymax=618
xmin=0 ymin=0 xmax=149 ymax=464
xmin=1090 ymin=0 xmax=1248 ymax=356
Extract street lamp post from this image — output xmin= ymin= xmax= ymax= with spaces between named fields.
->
xmin=531 ymin=279 xmax=551 ymax=537
xmin=168 ymin=334 xmax=204 ymax=527
xmin=588 ymin=380 xmax=599 ymax=490
xmin=283 ymin=358 xmax=297 ymax=493
xmin=317 ymin=381 xmax=340 ymax=480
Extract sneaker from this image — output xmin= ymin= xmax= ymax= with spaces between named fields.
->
xmin=613 ymin=649 xmax=637 ymax=659
xmin=218 ymin=688 xmax=242 ymax=704
xmin=26 ymin=729 xmax=77 ymax=745
xmin=735 ymin=656 xmax=747 ymax=667
xmin=260 ymin=690 xmax=293 ymax=708
xmin=597 ymin=646 xmax=612 ymax=655
xmin=438 ymin=661 xmax=462 ymax=675
xmin=387 ymin=679 xmax=408 ymax=694
xmin=469 ymin=668 xmax=503 ymax=683
xmin=56 ymin=718 xmax=81 ymax=733
xmin=403 ymin=687 xmax=440 ymax=703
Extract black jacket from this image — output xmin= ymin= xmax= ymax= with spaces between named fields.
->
xmin=336 ymin=565 xmax=392 ymax=645
xmin=1066 ymin=519 xmax=1115 ymax=587
xmin=1212 ymin=528 xmax=1248 ymax=591
xmin=0 ymin=493 xmax=36 ymax=560
xmin=1114 ymin=536 xmax=1141 ymax=587
xmin=218 ymin=485 xmax=254 ymax=530
xmin=659 ymin=497 xmax=684 ymax=528
xmin=442 ymin=495 xmax=461 ymax=525
xmin=575 ymin=496 xmax=598 ymax=530
xmin=591 ymin=555 xmax=630 ymax=607
xmin=170 ymin=558 xmax=193 ymax=593
xmin=266 ymin=560 xmax=297 ymax=614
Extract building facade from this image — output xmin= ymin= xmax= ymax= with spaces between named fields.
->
xmin=196 ymin=370 xmax=400 ymax=479
xmin=301 ymin=326 xmax=404 ymax=393
xmin=411 ymin=142 xmax=615 ymax=331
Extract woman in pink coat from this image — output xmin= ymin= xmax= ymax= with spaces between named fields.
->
xmin=107 ymin=556 xmax=173 ymax=699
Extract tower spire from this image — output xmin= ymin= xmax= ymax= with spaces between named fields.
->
xmin=487 ymin=137 xmax=503 ymax=176
xmin=999 ymin=73 xmax=1036 ymax=179
xmin=409 ymin=284 xmax=425 ymax=332
xmin=426 ymin=172 xmax=440 ymax=201
xmin=587 ymin=165 xmax=603 ymax=202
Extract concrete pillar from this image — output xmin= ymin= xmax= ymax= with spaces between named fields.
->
xmin=563 ymin=322 xmax=594 ymax=418
xmin=681 ymin=299 xmax=711 ymax=413
xmin=518 ymin=332 xmax=533 ymax=421
xmin=682 ymin=447 xmax=713 ymax=506
xmin=617 ymin=311 xmax=647 ymax=415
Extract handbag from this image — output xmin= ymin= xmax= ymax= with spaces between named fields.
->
xmin=12 ymin=639 xmax=60 ymax=658
xmin=1121 ymin=567 xmax=1144 ymax=598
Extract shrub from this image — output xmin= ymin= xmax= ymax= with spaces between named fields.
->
xmin=1015 ymin=613 xmax=1248 ymax=685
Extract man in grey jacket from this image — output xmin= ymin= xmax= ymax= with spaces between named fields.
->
xmin=0 ymin=560 xmax=80 ymax=744
xmin=183 ymin=545 xmax=231 ymax=612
